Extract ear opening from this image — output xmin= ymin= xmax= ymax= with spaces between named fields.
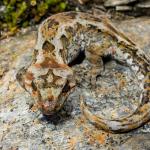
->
xmin=68 ymin=50 xmax=85 ymax=67
xmin=102 ymin=54 xmax=113 ymax=64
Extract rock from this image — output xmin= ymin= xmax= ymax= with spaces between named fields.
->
xmin=136 ymin=0 xmax=150 ymax=8
xmin=116 ymin=5 xmax=132 ymax=11
xmin=117 ymin=134 xmax=150 ymax=150
xmin=77 ymin=0 xmax=89 ymax=4
xmin=104 ymin=0 xmax=137 ymax=7
xmin=116 ymin=17 xmax=150 ymax=55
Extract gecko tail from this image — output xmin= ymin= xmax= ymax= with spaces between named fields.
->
xmin=80 ymin=95 xmax=150 ymax=133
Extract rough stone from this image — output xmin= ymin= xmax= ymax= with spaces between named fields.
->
xmin=116 ymin=5 xmax=132 ymax=11
xmin=117 ymin=134 xmax=150 ymax=150
xmin=104 ymin=0 xmax=137 ymax=7
xmin=136 ymin=0 xmax=150 ymax=8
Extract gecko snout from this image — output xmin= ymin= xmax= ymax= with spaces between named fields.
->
xmin=38 ymin=99 xmax=58 ymax=115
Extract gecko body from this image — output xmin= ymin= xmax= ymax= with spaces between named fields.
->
xmin=16 ymin=12 xmax=150 ymax=133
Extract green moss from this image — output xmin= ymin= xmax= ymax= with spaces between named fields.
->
xmin=1 ymin=0 xmax=69 ymax=34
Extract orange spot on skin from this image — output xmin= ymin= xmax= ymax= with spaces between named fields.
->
xmin=24 ymin=82 xmax=31 ymax=87
xmin=31 ymin=103 xmax=39 ymax=112
xmin=140 ymin=104 xmax=149 ymax=113
xmin=34 ymin=57 xmax=69 ymax=70
xmin=34 ymin=63 xmax=41 ymax=68
xmin=32 ymin=91 xmax=39 ymax=97
xmin=25 ymin=72 xmax=34 ymax=80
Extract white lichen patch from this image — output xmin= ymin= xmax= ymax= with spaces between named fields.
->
xmin=131 ymin=65 xmax=139 ymax=72
xmin=127 ymin=58 xmax=133 ymax=65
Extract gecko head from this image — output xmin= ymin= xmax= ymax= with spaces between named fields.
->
xmin=37 ymin=79 xmax=75 ymax=116
xmin=32 ymin=64 xmax=76 ymax=115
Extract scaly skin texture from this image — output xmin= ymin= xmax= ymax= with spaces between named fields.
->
xmin=16 ymin=12 xmax=150 ymax=133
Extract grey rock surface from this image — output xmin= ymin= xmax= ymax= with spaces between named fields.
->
xmin=136 ymin=0 xmax=150 ymax=8
xmin=104 ymin=0 xmax=137 ymax=7
xmin=0 ymin=17 xmax=150 ymax=150
xmin=117 ymin=134 xmax=150 ymax=150
xmin=76 ymin=0 xmax=150 ymax=16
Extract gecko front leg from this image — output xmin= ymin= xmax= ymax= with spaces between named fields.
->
xmin=85 ymin=43 xmax=104 ymax=87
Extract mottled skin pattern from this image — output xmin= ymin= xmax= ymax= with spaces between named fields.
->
xmin=16 ymin=12 xmax=150 ymax=133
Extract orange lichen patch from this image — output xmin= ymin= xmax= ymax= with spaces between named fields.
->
xmin=82 ymin=124 xmax=108 ymax=146
xmin=94 ymin=132 xmax=107 ymax=144
xmin=118 ymin=79 xmax=126 ymax=90
xmin=68 ymin=137 xmax=78 ymax=150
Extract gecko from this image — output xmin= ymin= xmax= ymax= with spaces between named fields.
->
xmin=16 ymin=11 xmax=150 ymax=133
